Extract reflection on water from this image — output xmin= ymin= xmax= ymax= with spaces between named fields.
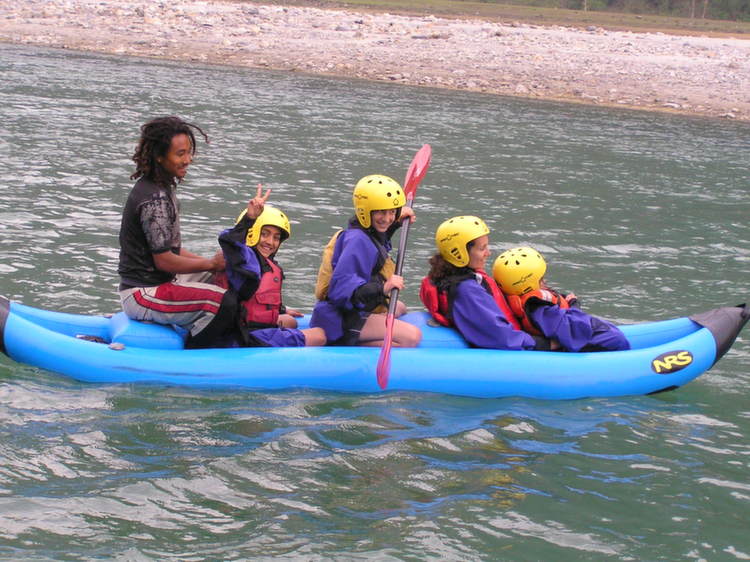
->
xmin=0 ymin=44 xmax=749 ymax=559
xmin=2 ymin=378 xmax=748 ymax=559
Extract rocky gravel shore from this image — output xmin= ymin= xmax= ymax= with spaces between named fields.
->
xmin=2 ymin=0 xmax=749 ymax=120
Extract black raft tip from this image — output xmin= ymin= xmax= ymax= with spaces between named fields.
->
xmin=689 ymin=303 xmax=749 ymax=365
xmin=0 ymin=295 xmax=10 ymax=356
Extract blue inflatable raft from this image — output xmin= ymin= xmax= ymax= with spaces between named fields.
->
xmin=1 ymin=295 xmax=747 ymax=399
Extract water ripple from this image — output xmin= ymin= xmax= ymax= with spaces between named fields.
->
xmin=1 ymin=44 xmax=749 ymax=560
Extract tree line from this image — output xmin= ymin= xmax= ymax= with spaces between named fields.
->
xmin=590 ymin=0 xmax=749 ymax=19
xmin=491 ymin=0 xmax=750 ymax=20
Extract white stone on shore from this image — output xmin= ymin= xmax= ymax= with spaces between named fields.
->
xmin=1 ymin=0 xmax=749 ymax=120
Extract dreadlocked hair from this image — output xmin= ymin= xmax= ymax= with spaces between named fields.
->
xmin=130 ymin=116 xmax=209 ymax=188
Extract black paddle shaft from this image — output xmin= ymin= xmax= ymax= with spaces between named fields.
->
xmin=386 ymin=201 xmax=414 ymax=316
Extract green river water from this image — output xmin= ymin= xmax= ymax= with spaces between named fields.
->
xmin=0 ymin=44 xmax=749 ymax=560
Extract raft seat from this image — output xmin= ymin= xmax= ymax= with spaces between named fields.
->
xmin=402 ymin=311 xmax=470 ymax=348
xmin=108 ymin=312 xmax=185 ymax=350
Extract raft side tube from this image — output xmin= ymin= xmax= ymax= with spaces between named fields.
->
xmin=10 ymin=300 xmax=112 ymax=341
xmin=618 ymin=316 xmax=699 ymax=350
xmin=108 ymin=312 xmax=185 ymax=350
xmin=689 ymin=304 xmax=749 ymax=365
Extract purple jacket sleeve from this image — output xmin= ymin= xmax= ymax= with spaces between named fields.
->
xmin=327 ymin=230 xmax=381 ymax=311
xmin=452 ymin=279 xmax=537 ymax=350
xmin=218 ymin=218 xmax=262 ymax=300
xmin=528 ymin=304 xmax=630 ymax=352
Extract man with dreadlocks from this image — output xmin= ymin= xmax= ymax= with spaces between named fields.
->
xmin=117 ymin=116 xmax=241 ymax=349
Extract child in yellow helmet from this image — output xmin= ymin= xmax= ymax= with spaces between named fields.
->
xmin=420 ymin=216 xmax=542 ymax=350
xmin=310 ymin=175 xmax=422 ymax=347
xmin=215 ymin=186 xmax=326 ymax=347
xmin=493 ymin=247 xmax=629 ymax=352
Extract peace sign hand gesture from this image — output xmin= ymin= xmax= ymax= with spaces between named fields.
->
xmin=246 ymin=184 xmax=272 ymax=219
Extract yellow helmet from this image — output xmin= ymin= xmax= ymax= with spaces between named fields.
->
xmin=236 ymin=205 xmax=291 ymax=247
xmin=352 ymin=175 xmax=406 ymax=229
xmin=492 ymin=247 xmax=546 ymax=295
xmin=435 ymin=215 xmax=490 ymax=267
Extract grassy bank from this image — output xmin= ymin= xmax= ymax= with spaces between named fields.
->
xmin=263 ymin=0 xmax=750 ymax=36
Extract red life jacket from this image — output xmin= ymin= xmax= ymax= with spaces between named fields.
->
xmin=419 ymin=275 xmax=462 ymax=327
xmin=243 ymin=258 xmax=283 ymax=327
xmin=506 ymin=288 xmax=571 ymax=336
xmin=213 ymin=257 xmax=284 ymax=327
xmin=420 ymin=269 xmax=521 ymax=330
xmin=476 ymin=269 xmax=521 ymax=331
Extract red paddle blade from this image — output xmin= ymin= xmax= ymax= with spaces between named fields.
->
xmin=403 ymin=144 xmax=431 ymax=200
xmin=376 ymin=314 xmax=396 ymax=389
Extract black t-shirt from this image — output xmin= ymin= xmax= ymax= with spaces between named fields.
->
xmin=118 ymin=177 xmax=182 ymax=288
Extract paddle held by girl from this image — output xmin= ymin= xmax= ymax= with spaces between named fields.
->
xmin=310 ymin=175 xmax=422 ymax=347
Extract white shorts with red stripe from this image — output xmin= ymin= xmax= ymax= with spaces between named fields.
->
xmin=119 ymin=272 xmax=226 ymax=337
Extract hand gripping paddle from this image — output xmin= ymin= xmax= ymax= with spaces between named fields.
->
xmin=376 ymin=144 xmax=432 ymax=390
